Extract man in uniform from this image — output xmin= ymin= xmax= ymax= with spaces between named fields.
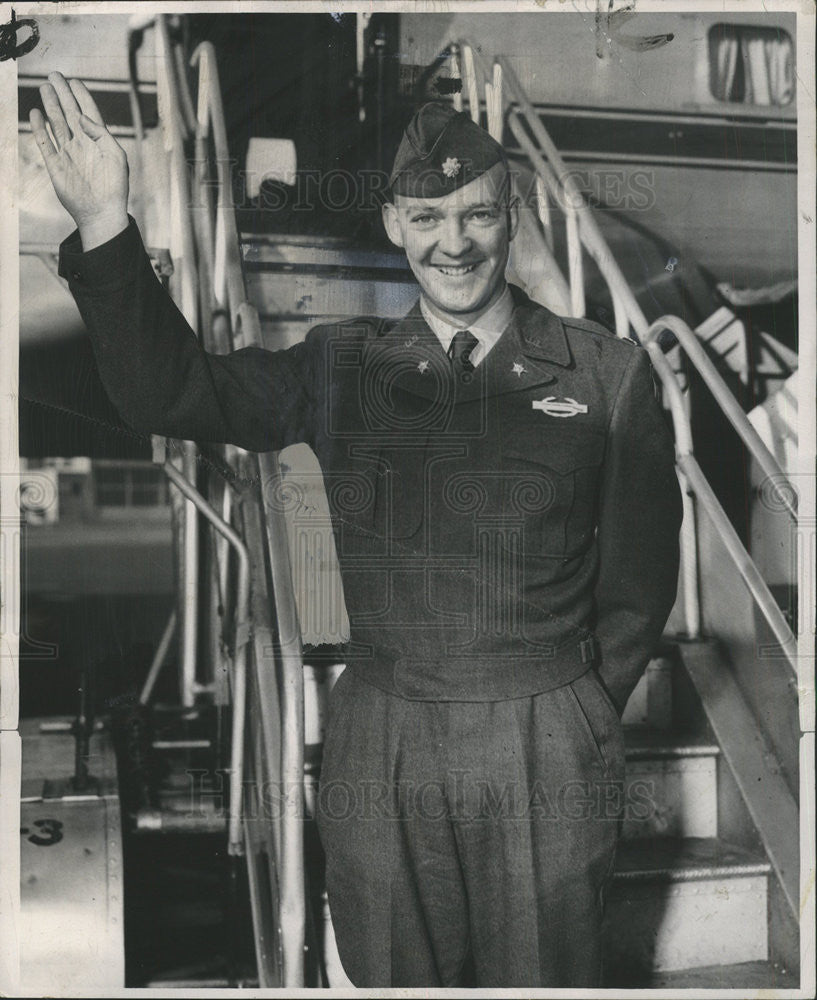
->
xmin=33 ymin=75 xmax=682 ymax=988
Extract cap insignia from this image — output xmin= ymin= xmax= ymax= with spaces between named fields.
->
xmin=442 ymin=157 xmax=461 ymax=178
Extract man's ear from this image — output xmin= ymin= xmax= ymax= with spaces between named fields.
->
xmin=381 ymin=200 xmax=406 ymax=249
xmin=507 ymin=195 xmax=520 ymax=243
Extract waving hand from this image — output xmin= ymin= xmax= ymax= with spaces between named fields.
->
xmin=30 ymin=72 xmax=129 ymax=250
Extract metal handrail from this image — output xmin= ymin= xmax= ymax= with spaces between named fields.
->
xmin=141 ymin=17 xmax=307 ymax=983
xmin=149 ymin=9 xmax=294 ymax=960
xmin=678 ymin=454 xmax=797 ymax=673
xmin=505 ymin=105 xmax=649 ymax=339
xmin=644 ymin=315 xmax=797 ymax=521
xmin=644 ymin=335 xmax=796 ymax=673
xmin=153 ymin=18 xmax=250 ymax=840
xmin=186 ymin=36 xmax=307 ymax=988
xmin=162 ymin=460 xmax=251 ymax=855
xmin=641 ymin=343 xmax=700 ymax=639
xmin=155 ymin=17 xmax=200 ymax=710
xmin=460 ymin=40 xmax=798 ymax=673
xmin=189 ymin=42 xmax=245 ymax=321
xmin=455 ymin=44 xmax=571 ymax=317
xmin=641 ymin=341 xmax=797 ymax=672
xmin=565 ymin=200 xmax=585 ymax=319
xmin=502 ymin=65 xmax=797 ymax=517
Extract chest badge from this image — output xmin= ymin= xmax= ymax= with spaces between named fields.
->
xmin=532 ymin=396 xmax=589 ymax=418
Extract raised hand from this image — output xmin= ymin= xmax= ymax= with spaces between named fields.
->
xmin=30 ymin=72 xmax=129 ymax=250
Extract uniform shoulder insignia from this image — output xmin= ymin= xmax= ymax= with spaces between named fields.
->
xmin=563 ymin=315 xmax=616 ymax=339
xmin=564 ymin=316 xmax=642 ymax=348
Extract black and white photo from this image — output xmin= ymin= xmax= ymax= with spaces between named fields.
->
xmin=0 ymin=2 xmax=814 ymax=994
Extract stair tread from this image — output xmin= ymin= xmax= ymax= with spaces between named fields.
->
xmin=624 ymin=725 xmax=720 ymax=759
xmin=648 ymin=960 xmax=798 ymax=989
xmin=614 ymin=837 xmax=771 ymax=882
xmin=677 ymin=638 xmax=800 ymax=918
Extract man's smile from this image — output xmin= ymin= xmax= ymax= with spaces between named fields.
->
xmin=431 ymin=262 xmax=482 ymax=276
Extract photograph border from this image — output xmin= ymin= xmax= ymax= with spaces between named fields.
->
xmin=1 ymin=2 xmax=814 ymax=997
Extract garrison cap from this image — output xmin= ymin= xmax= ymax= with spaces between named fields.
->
xmin=389 ymin=102 xmax=508 ymax=199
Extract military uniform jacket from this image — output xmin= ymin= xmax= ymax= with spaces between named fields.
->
xmin=59 ymin=219 xmax=682 ymax=712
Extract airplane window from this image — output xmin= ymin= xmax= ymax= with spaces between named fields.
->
xmin=709 ymin=24 xmax=794 ymax=106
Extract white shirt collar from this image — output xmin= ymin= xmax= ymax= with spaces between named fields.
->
xmin=419 ymin=284 xmax=514 ymax=366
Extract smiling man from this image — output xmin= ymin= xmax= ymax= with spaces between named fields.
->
xmin=384 ymin=106 xmax=517 ymax=320
xmin=383 ymin=105 xmax=519 ymax=373
xmin=35 ymin=79 xmax=682 ymax=988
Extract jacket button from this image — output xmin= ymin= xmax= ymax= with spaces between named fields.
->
xmin=71 ymin=271 xmax=82 ymax=281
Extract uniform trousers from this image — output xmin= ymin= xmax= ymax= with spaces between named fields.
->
xmin=316 ymin=666 xmax=626 ymax=987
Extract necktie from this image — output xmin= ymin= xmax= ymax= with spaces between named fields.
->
xmin=448 ymin=329 xmax=479 ymax=376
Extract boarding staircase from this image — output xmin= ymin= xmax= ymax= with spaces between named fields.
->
xmin=14 ymin=18 xmax=804 ymax=991
xmin=608 ymin=645 xmax=798 ymax=987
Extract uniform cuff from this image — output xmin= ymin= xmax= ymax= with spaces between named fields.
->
xmin=58 ymin=215 xmax=142 ymax=289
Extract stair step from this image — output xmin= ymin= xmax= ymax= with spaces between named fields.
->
xmin=605 ymin=838 xmax=770 ymax=972
xmin=613 ymin=836 xmax=771 ymax=882
xmin=622 ymin=730 xmax=720 ymax=840
xmin=623 ymin=726 xmax=719 ymax=759
xmin=647 ymin=959 xmax=798 ymax=989
xmin=677 ymin=639 xmax=800 ymax=923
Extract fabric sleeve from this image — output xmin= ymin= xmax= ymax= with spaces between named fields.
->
xmin=594 ymin=346 xmax=683 ymax=714
xmin=58 ymin=217 xmax=318 ymax=453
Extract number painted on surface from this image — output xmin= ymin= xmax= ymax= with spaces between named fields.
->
xmin=23 ymin=818 xmax=64 ymax=846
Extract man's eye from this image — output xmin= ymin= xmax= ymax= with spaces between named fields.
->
xmin=411 ymin=215 xmax=436 ymax=225
xmin=470 ymin=210 xmax=496 ymax=222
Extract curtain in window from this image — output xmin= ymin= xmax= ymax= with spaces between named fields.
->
xmin=711 ymin=26 xmax=794 ymax=106
xmin=712 ymin=30 xmax=740 ymax=103
xmin=741 ymin=32 xmax=794 ymax=106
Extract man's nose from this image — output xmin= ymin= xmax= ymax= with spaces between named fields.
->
xmin=437 ymin=218 xmax=471 ymax=257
